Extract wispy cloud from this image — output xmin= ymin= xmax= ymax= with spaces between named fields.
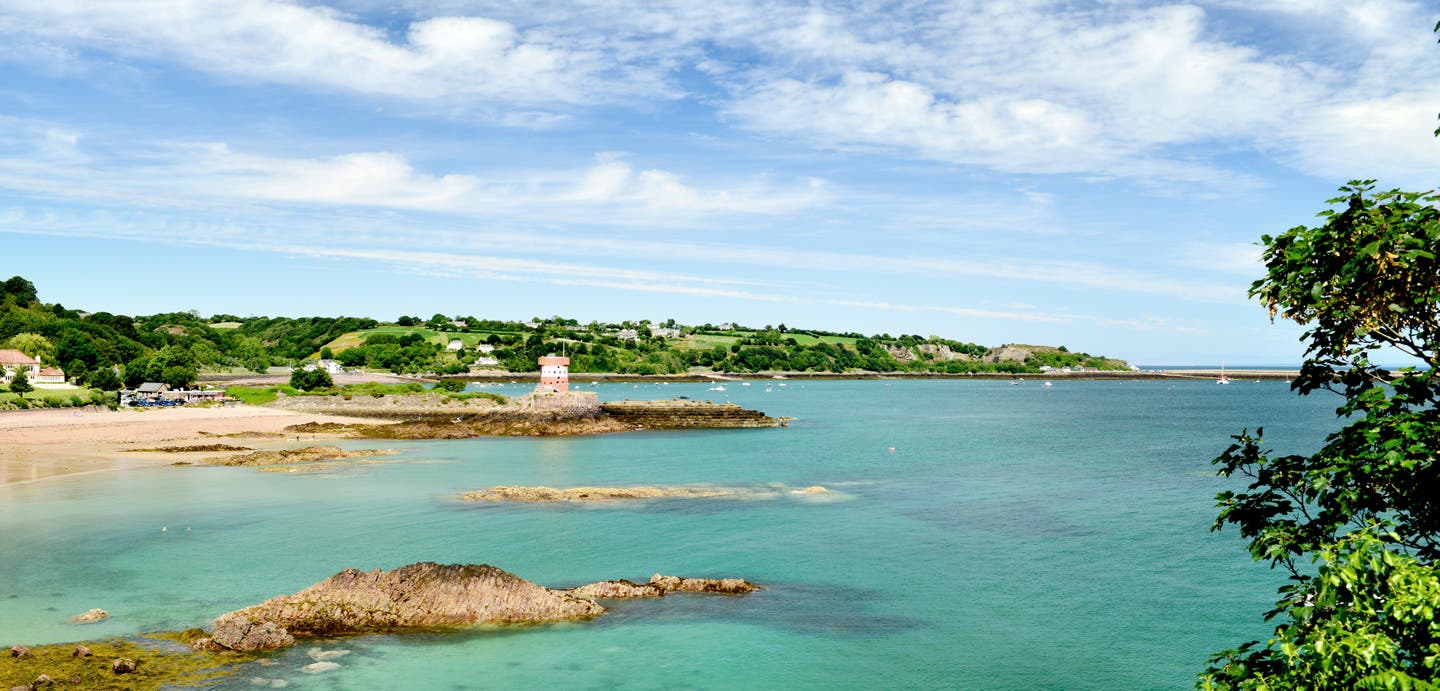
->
xmin=0 ymin=125 xmax=829 ymax=221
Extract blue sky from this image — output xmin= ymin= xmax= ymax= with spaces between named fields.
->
xmin=2 ymin=1 xmax=1438 ymax=365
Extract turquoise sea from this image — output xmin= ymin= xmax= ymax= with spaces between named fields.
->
xmin=0 ymin=379 xmax=1339 ymax=689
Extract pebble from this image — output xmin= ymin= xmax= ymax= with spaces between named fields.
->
xmin=301 ymin=661 xmax=340 ymax=674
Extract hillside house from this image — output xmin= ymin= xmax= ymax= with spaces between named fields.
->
xmin=446 ymin=339 xmax=464 ymax=352
xmin=616 ymin=329 xmax=639 ymax=342
xmin=0 ymin=349 xmax=41 ymax=382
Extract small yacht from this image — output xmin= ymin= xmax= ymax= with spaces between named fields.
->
xmin=1217 ymin=362 xmax=1231 ymax=385
xmin=1043 ymin=381 xmax=1053 ymax=388
xmin=708 ymin=384 xmax=727 ymax=392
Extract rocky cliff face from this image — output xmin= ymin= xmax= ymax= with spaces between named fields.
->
xmin=205 ymin=563 xmax=604 ymax=651
xmin=981 ymin=345 xmax=1033 ymax=364
xmin=885 ymin=344 xmax=973 ymax=362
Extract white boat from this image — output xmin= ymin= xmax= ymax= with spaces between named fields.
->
xmin=1043 ymin=381 xmax=1053 ymax=388
xmin=741 ymin=382 xmax=751 ymax=386
xmin=1217 ymin=362 xmax=1231 ymax=385
xmin=708 ymin=385 xmax=727 ymax=391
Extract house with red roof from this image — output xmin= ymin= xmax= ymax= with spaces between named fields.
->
xmin=0 ymin=349 xmax=41 ymax=382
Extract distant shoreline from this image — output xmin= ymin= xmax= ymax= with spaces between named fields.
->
xmin=446 ymin=369 xmax=1299 ymax=383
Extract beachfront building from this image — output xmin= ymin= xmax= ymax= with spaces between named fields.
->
xmin=0 ymin=349 xmax=41 ymax=382
xmin=536 ymin=355 xmax=570 ymax=393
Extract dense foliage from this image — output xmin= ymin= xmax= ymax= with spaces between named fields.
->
xmin=0 ymin=277 xmax=1127 ymax=383
xmin=1202 ymin=182 xmax=1440 ymax=689
xmin=289 ymin=368 xmax=334 ymax=391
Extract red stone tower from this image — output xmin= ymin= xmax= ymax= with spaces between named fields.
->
xmin=537 ymin=355 xmax=570 ymax=393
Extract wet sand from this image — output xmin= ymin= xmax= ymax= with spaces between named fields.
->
xmin=0 ymin=406 xmax=390 ymax=486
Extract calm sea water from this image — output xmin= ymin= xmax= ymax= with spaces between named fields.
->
xmin=0 ymin=380 xmax=1339 ymax=689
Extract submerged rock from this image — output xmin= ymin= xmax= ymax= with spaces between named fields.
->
xmin=69 ymin=608 xmax=108 ymax=623
xmin=204 ymin=446 xmax=397 ymax=467
xmin=301 ymin=661 xmax=339 ymax=674
xmin=208 ymin=562 xmax=604 ymax=651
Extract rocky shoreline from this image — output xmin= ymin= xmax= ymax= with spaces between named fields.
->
xmin=262 ymin=394 xmax=786 ymax=437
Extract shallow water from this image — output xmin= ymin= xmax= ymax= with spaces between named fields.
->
xmin=0 ymin=379 xmax=1338 ymax=688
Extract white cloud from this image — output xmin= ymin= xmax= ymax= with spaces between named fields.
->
xmin=5 ymin=0 xmax=1437 ymax=185
xmin=0 ymin=0 xmax=665 ymax=105
xmin=0 ymin=123 xmax=828 ymax=220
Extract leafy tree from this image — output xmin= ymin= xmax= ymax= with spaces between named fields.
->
xmin=7 ymin=369 xmax=32 ymax=398
xmin=320 ymin=346 xmax=334 ymax=360
xmin=1202 ymin=182 xmax=1440 ymax=689
xmin=88 ymin=366 xmax=122 ymax=392
xmin=289 ymin=367 xmax=333 ymax=391
xmin=435 ymin=378 xmax=466 ymax=393
xmin=3 ymin=333 xmax=54 ymax=362
xmin=160 ymin=365 xmax=197 ymax=390
xmin=2 ymin=276 xmax=37 ymax=305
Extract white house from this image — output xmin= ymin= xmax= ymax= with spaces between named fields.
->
xmin=0 ymin=349 xmax=40 ymax=382
xmin=446 ymin=339 xmax=464 ymax=352
xmin=474 ymin=356 xmax=500 ymax=367
xmin=34 ymin=367 xmax=66 ymax=384
xmin=476 ymin=344 xmax=495 ymax=354
xmin=615 ymin=329 xmax=639 ymax=342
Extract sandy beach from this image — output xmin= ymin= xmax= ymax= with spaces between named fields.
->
xmin=0 ymin=405 xmax=390 ymax=486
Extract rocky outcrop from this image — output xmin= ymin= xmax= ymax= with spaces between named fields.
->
xmin=463 ymin=485 xmax=736 ymax=503
xmin=649 ymin=574 xmax=759 ymax=594
xmin=69 ymin=609 xmax=108 ymax=623
xmin=599 ymin=400 xmax=782 ymax=429
xmin=572 ymin=573 xmax=758 ymax=599
xmin=570 ymin=579 xmax=665 ymax=598
xmin=207 ymin=619 xmax=294 ymax=652
xmin=461 ymin=484 xmax=831 ymax=503
xmin=204 ymin=446 xmax=397 ymax=467
xmin=110 ymin=658 xmax=136 ymax=674
xmin=9 ymin=646 xmax=30 ymax=659
xmin=202 ymin=562 xmax=758 ymax=652
xmin=207 ymin=563 xmax=604 ymax=651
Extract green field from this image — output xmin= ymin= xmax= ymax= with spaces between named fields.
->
xmin=681 ymin=332 xmax=859 ymax=348
xmin=323 ymin=327 xmax=521 ymax=353
xmin=0 ymin=385 xmax=99 ymax=407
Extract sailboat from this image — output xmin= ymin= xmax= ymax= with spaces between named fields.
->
xmin=1217 ymin=362 xmax=1231 ymax=385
